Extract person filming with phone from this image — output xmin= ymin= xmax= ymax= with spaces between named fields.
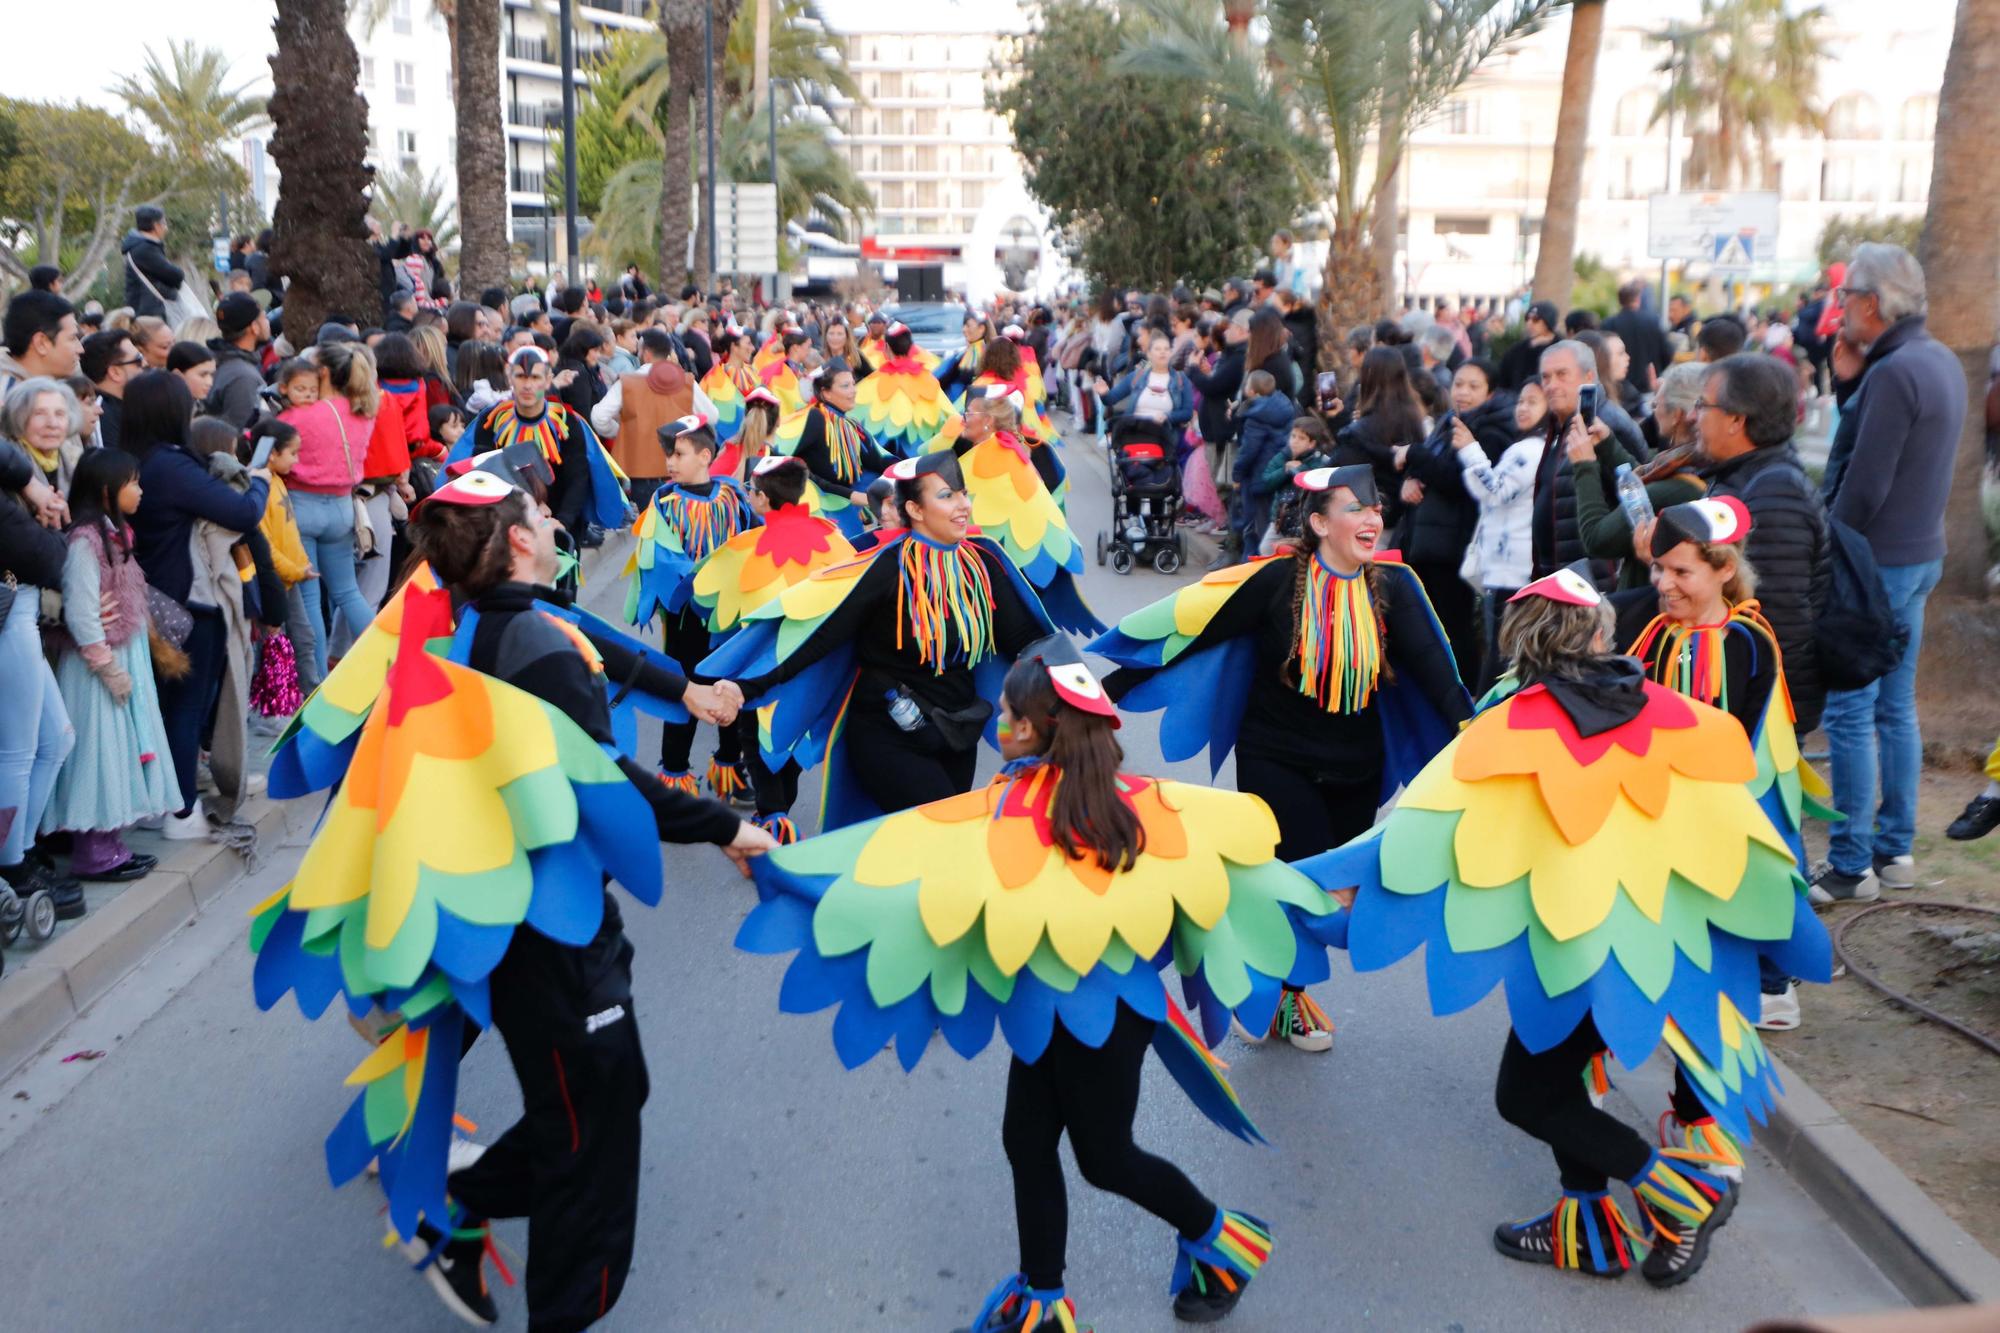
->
xmin=1528 ymin=339 xmax=1639 ymax=582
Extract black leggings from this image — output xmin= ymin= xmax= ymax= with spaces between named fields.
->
xmin=659 ymin=613 xmax=741 ymax=774
xmin=1493 ymin=1019 xmax=1712 ymax=1194
xmin=739 ymin=715 xmax=800 ymax=817
xmin=846 ymin=707 xmax=979 ymax=815
xmin=449 ymin=1011 xmax=650 ymax=1333
xmin=1002 ymin=1004 xmax=1216 ymax=1290
xmin=1235 ymin=752 xmax=1379 ymax=862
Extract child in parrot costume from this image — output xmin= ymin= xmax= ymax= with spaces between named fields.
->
xmin=770 ymin=358 xmax=901 ymax=541
xmin=739 ymin=638 xmax=1325 ymax=1331
xmin=624 ymin=414 xmax=762 ymax=800
xmin=690 ymin=454 xmax=856 ymax=842
xmin=252 ymin=471 xmax=764 ymax=1330
xmin=848 ymin=321 xmax=963 ymax=458
xmin=932 ymin=383 xmax=1101 ymax=636
xmin=1297 ymin=568 xmax=1832 ymax=1288
xmin=965 ymin=333 xmax=1064 ymax=494
xmin=758 ymin=332 xmax=812 ymax=417
xmin=448 ymin=345 xmax=631 ymax=537
xmin=700 ymin=451 xmax=1058 ymax=831
xmin=1092 ymin=465 xmax=1471 ymax=1052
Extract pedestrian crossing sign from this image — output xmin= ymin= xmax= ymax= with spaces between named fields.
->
xmin=1712 ymin=230 xmax=1755 ymax=269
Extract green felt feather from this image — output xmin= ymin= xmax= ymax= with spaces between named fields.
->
xmin=361 ymin=1067 xmax=411 ymax=1145
xmin=248 ymin=891 xmax=288 ymax=954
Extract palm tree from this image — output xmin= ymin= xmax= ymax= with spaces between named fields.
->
xmin=454 ymin=0 xmax=508 ymax=294
xmin=723 ymin=0 xmax=860 ymax=109
xmin=1918 ymin=0 xmax=2000 ymax=599
xmin=268 ymin=0 xmax=380 ymax=333
xmin=113 ymin=40 xmax=268 ymax=171
xmin=1531 ymin=0 xmax=1606 ymax=310
xmin=655 ymin=0 xmax=707 ymax=288
xmin=371 ymin=165 xmax=461 ymax=253
xmin=1121 ymin=0 xmax=1554 ymax=367
xmin=1649 ymin=0 xmax=1830 ymax=190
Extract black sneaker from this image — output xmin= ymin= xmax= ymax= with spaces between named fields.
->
xmin=1806 ymin=861 xmax=1879 ymax=905
xmin=1947 ymin=794 xmax=2000 ymax=842
xmin=2 ymin=860 xmax=85 ymax=921
xmin=1172 ymin=1258 xmax=1254 ymax=1322
xmin=404 ymin=1221 xmax=498 ymax=1327
xmin=576 ymin=524 xmax=607 ymax=549
xmin=1639 ymin=1188 xmax=1735 ymax=1288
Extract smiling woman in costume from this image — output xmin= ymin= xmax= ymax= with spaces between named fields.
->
xmin=769 ymin=357 xmax=900 ymax=540
xmin=1092 ymin=464 xmax=1470 ymax=1052
xmin=704 ymin=450 xmax=1056 ymax=826
xmin=738 ymin=638 xmax=1337 ymax=1331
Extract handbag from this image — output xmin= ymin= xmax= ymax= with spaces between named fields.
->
xmin=124 ymin=251 xmax=208 ymax=327
xmin=145 ymin=582 xmax=193 ymax=647
xmin=323 ymin=401 xmax=376 ymax=557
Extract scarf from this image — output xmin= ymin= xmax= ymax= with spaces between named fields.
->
xmin=654 ymin=483 xmax=750 ymax=563
xmin=1628 ymin=600 xmax=1775 ymax=715
xmin=484 ymin=400 xmax=571 ymax=468
xmin=896 ymin=534 xmax=995 ymax=671
xmin=1295 ymin=555 xmax=1382 ymax=714
xmin=816 ymin=403 xmax=873 ymax=483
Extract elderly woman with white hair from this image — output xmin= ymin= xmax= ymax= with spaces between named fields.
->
xmin=1568 ymin=360 xmax=1712 ymax=589
xmin=3 ymin=376 xmax=88 ymax=492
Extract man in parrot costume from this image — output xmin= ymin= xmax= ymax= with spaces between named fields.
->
xmin=689 ymin=454 xmax=856 ymax=842
xmin=847 ymin=321 xmax=963 ymax=458
xmin=623 ymin=414 xmax=762 ymax=800
xmin=450 ymin=346 xmax=631 ymax=545
xmin=252 ymin=470 xmax=773 ymax=1330
xmin=1297 ymin=569 xmax=1831 ymax=1288
xmin=738 ymin=638 xmax=1328 ymax=1330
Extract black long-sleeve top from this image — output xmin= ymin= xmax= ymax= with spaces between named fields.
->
xmin=1108 ymin=557 xmax=1471 ymax=780
xmin=732 ymin=538 xmax=1044 ymax=731
xmin=789 ymin=404 xmax=898 ymax=501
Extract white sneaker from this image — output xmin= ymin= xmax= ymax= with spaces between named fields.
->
xmin=1873 ymin=855 xmax=1915 ymax=890
xmin=242 ymin=773 xmax=267 ymax=796
xmin=446 ymin=1135 xmax=488 ymax=1175
xmin=162 ymin=807 xmax=213 ymax=842
xmin=1755 ymin=984 xmax=1801 ymax=1032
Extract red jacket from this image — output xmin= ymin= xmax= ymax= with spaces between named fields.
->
xmin=363 ymin=378 xmax=437 ymax=479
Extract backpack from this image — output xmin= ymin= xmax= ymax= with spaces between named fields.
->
xmin=1816 ymin=515 xmax=1909 ymax=690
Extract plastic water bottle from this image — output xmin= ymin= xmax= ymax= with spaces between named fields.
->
xmin=1615 ymin=464 xmax=1654 ymax=529
xmin=886 ymin=688 xmax=924 ymax=732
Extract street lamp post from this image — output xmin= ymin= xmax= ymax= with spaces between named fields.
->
xmin=559 ymin=0 xmax=580 ymax=286
xmin=704 ymin=4 xmax=718 ymax=285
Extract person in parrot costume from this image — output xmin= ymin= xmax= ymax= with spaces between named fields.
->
xmin=624 ymin=414 xmax=762 ymax=800
xmin=252 ymin=470 xmax=774 ymax=1330
xmin=690 ymin=454 xmax=856 ymax=842
xmin=702 ymin=450 xmax=1058 ymax=830
xmin=935 ymin=309 xmax=997 ymax=404
xmin=700 ymin=329 xmax=761 ymax=446
xmin=751 ymin=319 xmax=793 ymax=376
xmin=769 ymin=358 xmax=900 ymax=541
xmin=856 ymin=311 xmax=891 ymax=377
xmin=847 ymin=321 xmax=963 ymax=458
xmin=932 ymin=384 xmax=1101 ymax=636
xmin=710 ymin=383 xmax=780 ymax=482
xmin=1092 ymin=464 xmax=1471 ymax=1052
xmin=739 ymin=638 xmax=1330 ymax=1331
xmin=758 ymin=331 xmax=813 ymax=417
xmin=968 ymin=334 xmax=1064 ymax=495
xmin=1297 ymin=568 xmax=1832 ymax=1288
xmin=450 ymin=346 xmax=631 ymax=545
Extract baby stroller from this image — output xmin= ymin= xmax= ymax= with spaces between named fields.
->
xmin=1098 ymin=415 xmax=1185 ymax=575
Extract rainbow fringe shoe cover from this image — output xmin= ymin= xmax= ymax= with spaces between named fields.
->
xmin=737 ymin=757 xmax=1340 ymax=1143
xmin=1297 ymin=677 xmax=1831 ymax=1139
xmin=253 ymin=578 xmax=668 ymax=1241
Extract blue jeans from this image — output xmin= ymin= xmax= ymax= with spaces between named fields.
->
xmin=1823 ymin=558 xmax=1942 ymax=875
xmin=291 ymin=489 xmax=376 ymax=680
xmin=0 ymin=593 xmax=73 ymax=864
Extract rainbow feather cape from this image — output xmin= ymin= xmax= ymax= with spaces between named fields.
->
xmin=770 ymin=406 xmax=877 ymax=539
xmin=759 ymin=359 xmax=806 ymax=417
xmin=972 ymin=368 xmax=1059 ymax=444
xmin=253 ymin=581 xmax=665 ymax=1240
xmin=692 ymin=503 xmax=856 ymax=634
xmin=698 ymin=531 xmax=1056 ymax=830
xmin=1298 ymin=679 xmax=1832 ymax=1138
xmin=737 ymin=759 xmax=1339 ymax=1141
xmin=1090 ymin=556 xmax=1465 ymax=793
xmin=701 ymin=363 xmax=757 ymax=443
xmin=848 ymin=355 xmax=961 ymax=458
xmin=921 ymin=433 xmax=1099 ymax=635
xmin=622 ymin=478 xmax=759 ymax=628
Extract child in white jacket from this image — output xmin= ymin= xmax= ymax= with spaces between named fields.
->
xmin=1455 ymin=376 xmax=1549 ymax=693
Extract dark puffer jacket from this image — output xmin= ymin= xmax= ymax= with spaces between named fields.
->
xmin=1701 ymin=444 xmax=1831 ymax=731
xmin=1528 ymin=412 xmax=1638 ymax=580
xmin=1397 ymin=394 xmax=1518 ymax=567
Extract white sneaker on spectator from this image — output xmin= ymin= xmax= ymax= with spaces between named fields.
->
xmin=1755 ymin=984 xmax=1801 ymax=1032
xmin=163 ymin=807 xmax=213 ymax=842
xmin=1872 ymin=855 xmax=1915 ymax=890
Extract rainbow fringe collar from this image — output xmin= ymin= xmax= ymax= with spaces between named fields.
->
xmin=895 ymin=533 xmax=994 ymax=671
xmin=1296 ymin=555 xmax=1381 ymax=714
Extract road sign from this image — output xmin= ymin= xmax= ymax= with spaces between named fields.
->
xmin=1647 ymin=191 xmax=1779 ymax=266
xmin=714 ymin=182 xmax=779 ymax=275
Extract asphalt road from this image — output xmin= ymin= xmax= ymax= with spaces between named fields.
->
xmin=0 ymin=420 xmax=1906 ymax=1332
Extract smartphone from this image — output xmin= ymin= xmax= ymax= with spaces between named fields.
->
xmin=1316 ymin=371 xmax=1341 ymax=412
xmin=249 ymin=434 xmax=276 ymax=469
xmin=1577 ymin=381 xmax=1599 ymax=428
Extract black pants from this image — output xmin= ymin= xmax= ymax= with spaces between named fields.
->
xmin=1235 ymin=752 xmax=1379 ymax=861
xmin=659 ymin=613 xmax=740 ymax=775
xmin=740 ymin=715 xmax=800 ymax=817
xmin=157 ymin=607 xmax=227 ymax=817
xmin=1003 ymin=1004 xmax=1215 ymax=1290
xmin=1409 ymin=558 xmax=1479 ymax=687
xmin=1476 ymin=587 xmax=1520 ymax=695
xmin=448 ymin=1010 xmax=650 ymax=1333
xmin=1493 ymin=1020 xmax=1662 ymax=1194
xmin=846 ymin=707 xmax=979 ymax=815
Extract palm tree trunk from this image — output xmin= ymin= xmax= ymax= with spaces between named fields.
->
xmin=696 ymin=1 xmax=745 ymax=288
xmin=1919 ymin=0 xmax=2000 ymax=599
xmin=454 ymin=0 xmax=508 ymax=295
xmin=1317 ymin=218 xmax=1377 ymax=372
xmin=1532 ymin=0 xmax=1605 ymax=311
xmin=658 ymin=0 xmax=705 ymax=288
xmin=1371 ymin=153 xmax=1400 ymax=316
xmin=268 ymin=0 xmax=379 ymax=336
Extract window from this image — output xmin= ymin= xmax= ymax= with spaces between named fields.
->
xmin=392 ymin=0 xmax=412 ymax=35
xmin=1825 ymin=93 xmax=1881 ymax=140
xmin=962 ymin=180 xmax=984 ymax=209
xmin=879 ymin=181 xmax=905 ymax=208
xmin=1435 ymin=215 xmax=1492 ymax=235
xmin=880 ymin=108 xmax=904 ymax=136
xmin=878 ymin=72 xmax=903 ymax=98
xmin=880 ymin=145 xmax=904 ymax=172
xmin=1820 ymin=156 xmax=1875 ymax=202
xmin=398 ymin=129 xmax=419 ymax=173
xmin=1898 ymin=158 xmax=1931 ymax=203
xmin=915 ymin=145 xmax=938 ymax=171
xmin=395 ymin=61 xmax=416 ymax=105
xmin=1444 ymin=99 xmax=1482 ymax=135
xmin=1613 ymin=90 xmax=1654 ymax=137
xmin=915 ymin=180 xmax=938 ymax=208
xmin=362 ymin=57 xmax=376 ymax=88
xmin=913 ymin=108 xmax=938 ymax=135
xmin=1900 ymin=95 xmax=1938 ymax=141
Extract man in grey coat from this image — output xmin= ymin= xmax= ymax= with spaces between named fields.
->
xmin=204 ymin=293 xmax=270 ymax=429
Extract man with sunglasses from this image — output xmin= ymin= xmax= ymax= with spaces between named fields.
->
xmin=80 ymin=330 xmax=144 ymax=451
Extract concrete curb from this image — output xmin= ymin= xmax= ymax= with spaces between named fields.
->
xmin=0 ymin=792 xmax=318 ymax=1084
xmin=1763 ymin=1051 xmax=2000 ymax=1306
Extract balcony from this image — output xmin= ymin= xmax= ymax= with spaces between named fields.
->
xmin=511 ymin=169 xmax=546 ymax=195
xmin=508 ymin=102 xmax=563 ymax=129
xmin=506 ymin=35 xmax=552 ymax=65
xmin=581 ymin=0 xmax=648 ymax=14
